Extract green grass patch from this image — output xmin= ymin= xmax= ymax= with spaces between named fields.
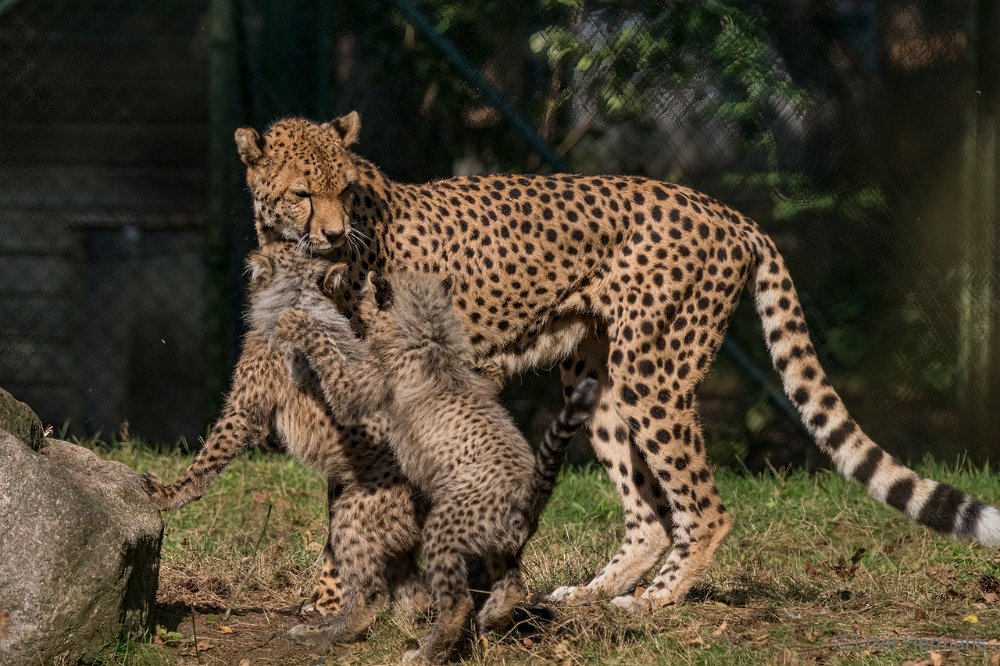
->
xmin=95 ymin=441 xmax=1000 ymax=665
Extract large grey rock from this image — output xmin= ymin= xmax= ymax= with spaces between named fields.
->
xmin=0 ymin=387 xmax=43 ymax=451
xmin=0 ymin=433 xmax=163 ymax=665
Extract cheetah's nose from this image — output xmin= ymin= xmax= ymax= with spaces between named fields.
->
xmin=323 ymin=230 xmax=345 ymax=245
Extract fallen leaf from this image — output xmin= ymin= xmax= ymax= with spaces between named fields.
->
xmin=522 ymin=637 xmax=534 ymax=648
xmin=553 ymin=640 xmax=573 ymax=662
xmin=306 ymin=541 xmax=324 ymax=553
xmin=239 ymin=660 xmax=251 ymax=666
xmin=0 ymin=610 xmax=9 ymax=639
xmin=963 ymin=613 xmax=980 ymax=624
xmin=712 ymin=620 xmax=728 ymax=637
xmin=905 ymin=651 xmax=946 ymax=666
xmin=252 ymin=491 xmax=269 ymax=504
xmin=220 ymin=625 xmax=234 ymax=634
xmin=196 ymin=640 xmax=213 ymax=651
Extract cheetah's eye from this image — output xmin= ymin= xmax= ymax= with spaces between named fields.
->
xmin=290 ymin=187 xmax=310 ymax=199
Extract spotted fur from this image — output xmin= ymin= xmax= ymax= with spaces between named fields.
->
xmin=273 ymin=271 xmax=597 ymax=663
xmin=237 ymin=114 xmax=1000 ymax=613
xmin=141 ymin=243 xmax=428 ymax=639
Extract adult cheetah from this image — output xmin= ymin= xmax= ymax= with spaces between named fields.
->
xmin=273 ymin=269 xmax=598 ymax=662
xmin=234 ymin=113 xmax=1000 ymax=611
xmin=141 ymin=243 xmax=427 ymax=639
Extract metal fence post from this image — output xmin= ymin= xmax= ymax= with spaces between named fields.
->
xmin=205 ymin=0 xmax=240 ymax=422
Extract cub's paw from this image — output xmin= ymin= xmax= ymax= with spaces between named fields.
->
xmin=402 ymin=648 xmax=432 ymax=664
xmin=139 ymin=471 xmax=163 ymax=496
xmin=275 ymin=308 xmax=313 ymax=342
xmin=288 ymin=622 xmax=325 ymax=646
xmin=393 ymin=578 xmax=433 ymax=622
xmin=139 ymin=472 xmax=195 ymax=512
xmin=288 ymin=609 xmax=374 ymax=647
xmin=139 ymin=472 xmax=172 ymax=510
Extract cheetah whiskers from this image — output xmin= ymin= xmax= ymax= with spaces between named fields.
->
xmin=350 ymin=228 xmax=372 ymax=244
xmin=295 ymin=233 xmax=311 ymax=255
xmin=346 ymin=231 xmax=365 ymax=260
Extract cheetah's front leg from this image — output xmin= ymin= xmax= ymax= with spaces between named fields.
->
xmin=140 ymin=402 xmax=268 ymax=511
xmin=140 ymin=337 xmax=279 ymax=511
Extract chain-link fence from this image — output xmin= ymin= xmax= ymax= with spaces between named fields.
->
xmin=1 ymin=0 xmax=997 ymax=464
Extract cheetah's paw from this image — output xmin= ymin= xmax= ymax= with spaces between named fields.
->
xmin=609 ymin=594 xmax=652 ymax=613
xmin=548 ymin=585 xmax=599 ymax=606
xmin=547 ymin=586 xmax=577 ymax=603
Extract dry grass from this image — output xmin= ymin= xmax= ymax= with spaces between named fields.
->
xmin=91 ymin=441 xmax=1000 ymax=665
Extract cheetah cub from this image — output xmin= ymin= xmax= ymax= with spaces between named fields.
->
xmin=140 ymin=243 xmax=427 ymax=641
xmin=275 ymin=270 xmax=598 ymax=664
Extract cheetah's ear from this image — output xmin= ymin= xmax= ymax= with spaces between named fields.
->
xmin=320 ymin=262 xmax=349 ymax=296
xmin=440 ymin=275 xmax=455 ymax=297
xmin=368 ymin=271 xmax=393 ymax=310
xmin=246 ymin=251 xmax=274 ymax=289
xmin=327 ymin=111 xmax=361 ymax=147
xmin=234 ymin=127 xmax=264 ymax=166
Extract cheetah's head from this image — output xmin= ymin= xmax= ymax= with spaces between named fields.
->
xmin=361 ymin=270 xmax=470 ymax=364
xmin=245 ymin=242 xmax=348 ymax=337
xmin=235 ymin=113 xmax=362 ymax=254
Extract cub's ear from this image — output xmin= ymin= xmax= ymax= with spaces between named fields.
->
xmin=320 ymin=262 xmax=349 ymax=296
xmin=368 ymin=271 xmax=393 ymax=310
xmin=234 ymin=128 xmax=264 ymax=166
xmin=246 ymin=251 xmax=274 ymax=289
xmin=328 ymin=111 xmax=361 ymax=147
xmin=440 ymin=275 xmax=455 ymax=297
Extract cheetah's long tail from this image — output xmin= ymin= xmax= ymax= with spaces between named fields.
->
xmin=522 ymin=377 xmax=599 ymax=522
xmin=750 ymin=235 xmax=1000 ymax=546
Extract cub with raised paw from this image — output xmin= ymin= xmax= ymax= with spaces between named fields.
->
xmin=275 ymin=271 xmax=597 ymax=663
xmin=141 ymin=242 xmax=427 ymax=641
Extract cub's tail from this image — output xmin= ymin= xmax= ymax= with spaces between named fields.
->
xmin=522 ymin=377 xmax=599 ymax=523
xmin=750 ymin=234 xmax=1000 ymax=546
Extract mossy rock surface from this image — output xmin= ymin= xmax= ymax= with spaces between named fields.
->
xmin=0 ymin=387 xmax=43 ymax=451
xmin=0 ymin=434 xmax=163 ymax=666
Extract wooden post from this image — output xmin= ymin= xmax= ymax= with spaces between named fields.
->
xmin=957 ymin=0 xmax=999 ymax=453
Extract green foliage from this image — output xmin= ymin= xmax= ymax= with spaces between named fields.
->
xmin=529 ymin=1 xmax=884 ymax=223
xmin=93 ymin=637 xmax=169 ymax=666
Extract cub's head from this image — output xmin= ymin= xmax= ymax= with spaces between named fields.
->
xmin=235 ymin=113 xmax=362 ymax=254
xmin=245 ymin=242 xmax=348 ymax=336
xmin=361 ymin=271 xmax=469 ymax=363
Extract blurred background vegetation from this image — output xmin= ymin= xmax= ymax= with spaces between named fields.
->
xmin=0 ymin=0 xmax=997 ymax=469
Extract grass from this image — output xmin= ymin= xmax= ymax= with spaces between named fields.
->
xmin=92 ymin=441 xmax=1000 ymax=665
